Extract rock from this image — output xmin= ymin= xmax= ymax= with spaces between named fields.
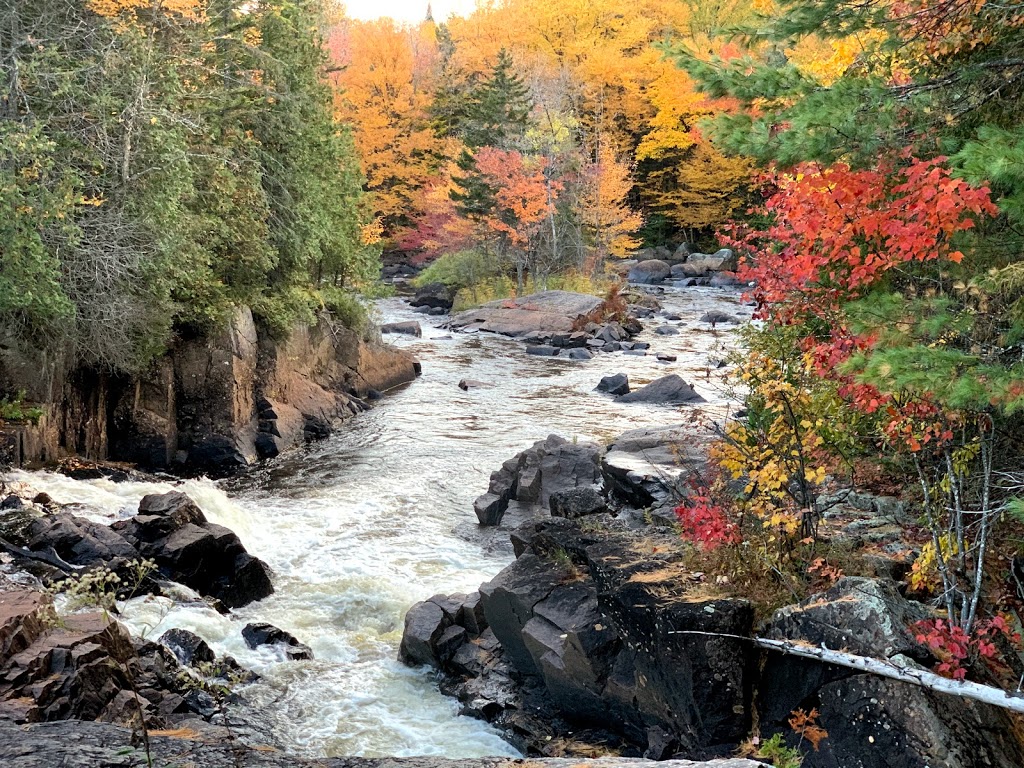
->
xmin=428 ymin=307 xmax=447 ymax=316
xmin=565 ymin=348 xmax=593 ymax=361
xmin=654 ymin=326 xmax=678 ymax=336
xmin=25 ymin=512 xmax=138 ymax=569
xmin=158 ymin=628 xmax=215 ymax=668
xmin=677 ymin=250 xmax=737 ymax=276
xmin=112 ymin=492 xmax=273 ymax=609
xmin=549 ymin=487 xmax=607 ymax=518
xmin=602 ymin=425 xmax=710 ymax=506
xmin=699 ymin=311 xmax=739 ymax=326
xmin=410 ymin=282 xmax=454 ymax=310
xmin=457 ymin=592 xmax=488 ymax=636
xmin=0 ymin=718 xmax=768 ymax=767
xmin=617 ymin=375 xmax=705 ymax=405
xmin=458 ymin=379 xmax=493 ymax=391
xmin=526 ymin=345 xmax=560 ymax=356
xmin=241 ymin=622 xmax=314 ymax=661
xmin=595 ymin=374 xmax=629 ymax=396
xmin=656 ymin=354 xmax=677 ymax=362
xmin=450 ymin=291 xmax=603 ymax=337
xmin=472 ymin=435 xmax=603 ymax=526
xmin=758 ymin=578 xmax=1024 ymax=768
xmin=473 ymin=493 xmax=507 ymax=526
xmin=380 ymin=321 xmax=422 ymax=337
xmin=623 ymin=350 xmax=646 ymax=356
xmin=709 ymin=274 xmax=741 ymax=288
xmin=627 ymin=260 xmax=671 ymax=285
xmin=0 ymin=495 xmax=24 ymax=510
xmin=399 ymin=600 xmax=451 ymax=667
xmin=633 ymin=342 xmax=650 ymax=350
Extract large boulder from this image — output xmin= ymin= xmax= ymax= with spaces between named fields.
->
xmin=549 ymin=487 xmax=607 ymax=519
xmin=24 ymin=512 xmax=138 ymax=569
xmin=677 ymin=249 xmax=738 ymax=277
xmin=380 ymin=321 xmax=422 ymax=337
xmin=409 ymin=282 xmax=455 ymax=310
xmin=628 ymin=260 xmax=671 ymax=285
xmin=602 ymin=425 xmax=711 ymax=507
xmin=112 ymin=492 xmax=273 ymax=608
xmin=473 ymin=435 xmax=603 ymax=526
xmin=158 ymin=628 xmax=215 ymax=668
xmin=617 ymin=375 xmax=705 ymax=405
xmin=449 ymin=291 xmax=604 ymax=337
xmin=595 ymin=373 xmax=630 ymax=396
xmin=758 ymin=578 xmax=1024 ymax=768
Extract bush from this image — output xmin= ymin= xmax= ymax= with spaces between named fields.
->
xmin=0 ymin=391 xmax=45 ymax=424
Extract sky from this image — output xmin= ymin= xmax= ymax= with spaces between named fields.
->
xmin=342 ymin=0 xmax=478 ymax=23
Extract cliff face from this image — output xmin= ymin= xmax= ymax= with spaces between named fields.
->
xmin=0 ymin=309 xmax=419 ymax=474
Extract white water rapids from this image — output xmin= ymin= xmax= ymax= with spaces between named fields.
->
xmin=2 ymin=286 xmax=749 ymax=758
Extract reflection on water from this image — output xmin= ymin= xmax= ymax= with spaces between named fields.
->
xmin=4 ymin=285 xmax=748 ymax=758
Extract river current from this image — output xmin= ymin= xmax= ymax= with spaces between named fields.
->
xmin=2 ymin=286 xmax=749 ymax=758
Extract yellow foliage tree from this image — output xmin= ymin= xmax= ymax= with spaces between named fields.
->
xmin=580 ymin=143 xmax=643 ymax=264
xmin=330 ymin=17 xmax=448 ymax=236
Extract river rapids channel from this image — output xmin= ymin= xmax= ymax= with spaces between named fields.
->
xmin=2 ymin=285 xmax=750 ymax=758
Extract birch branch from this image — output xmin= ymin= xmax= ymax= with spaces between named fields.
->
xmin=669 ymin=630 xmax=1024 ymax=714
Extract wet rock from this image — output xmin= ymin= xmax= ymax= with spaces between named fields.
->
xmin=526 ymin=345 xmax=560 ymax=357
xmin=111 ymin=492 xmax=273 ymax=609
xmin=549 ymin=487 xmax=607 ymax=519
xmin=380 ymin=321 xmax=422 ymax=337
xmin=458 ymin=592 xmax=488 ymax=636
xmin=617 ymin=375 xmax=705 ymax=405
xmin=158 ymin=628 xmax=215 ymax=668
xmin=241 ymin=622 xmax=313 ymax=661
xmin=699 ymin=311 xmax=739 ymax=326
xmin=472 ymin=435 xmax=603 ymax=526
xmin=399 ymin=600 xmax=451 ymax=667
xmin=709 ymin=274 xmax=741 ymax=288
xmin=410 ymin=282 xmax=455 ymax=310
xmin=458 ymin=379 xmax=493 ymax=391
xmin=654 ymin=326 xmax=679 ymax=336
xmin=564 ymin=348 xmax=593 ymax=361
xmin=628 ymin=260 xmax=671 ymax=285
xmin=25 ymin=512 xmax=138 ymax=569
xmin=0 ymin=495 xmax=24 ymax=510
xmin=656 ymin=354 xmax=677 ymax=362
xmin=595 ymin=374 xmax=629 ymax=396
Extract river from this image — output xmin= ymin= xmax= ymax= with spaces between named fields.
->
xmin=2 ymin=285 xmax=749 ymax=759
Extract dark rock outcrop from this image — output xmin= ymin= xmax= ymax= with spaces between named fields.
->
xmin=617 ymin=375 xmax=705 ymax=405
xmin=549 ymin=488 xmax=607 ymax=518
xmin=0 ymin=719 xmax=766 ymax=767
xmin=0 ymin=589 xmax=205 ymax=728
xmin=595 ymin=374 xmax=629 ymax=396
xmin=410 ymin=282 xmax=455 ymax=310
xmin=1 ymin=305 xmax=419 ymax=476
xmin=628 ymin=260 xmax=671 ymax=285
xmin=473 ymin=435 xmax=603 ymax=526
xmin=159 ymin=628 xmax=215 ymax=668
xmin=111 ymin=492 xmax=273 ymax=609
xmin=601 ymin=425 xmax=710 ymax=507
xmin=241 ymin=622 xmax=313 ymax=661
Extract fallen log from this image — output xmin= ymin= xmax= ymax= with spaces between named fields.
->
xmin=668 ymin=629 xmax=1024 ymax=715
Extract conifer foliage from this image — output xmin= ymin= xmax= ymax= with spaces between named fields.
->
xmin=0 ymin=0 xmax=376 ymax=372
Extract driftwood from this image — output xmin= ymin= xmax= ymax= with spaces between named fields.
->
xmin=669 ymin=630 xmax=1024 ymax=715
xmin=0 ymin=536 xmax=82 ymax=573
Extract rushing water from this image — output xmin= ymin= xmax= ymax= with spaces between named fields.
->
xmin=2 ymin=285 xmax=749 ymax=759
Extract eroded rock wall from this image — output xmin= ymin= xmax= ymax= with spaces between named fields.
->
xmin=0 ymin=309 xmax=418 ymax=474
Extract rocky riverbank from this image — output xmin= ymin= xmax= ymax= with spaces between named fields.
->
xmin=0 ymin=307 xmax=419 ymax=476
xmin=400 ymin=434 xmax=1024 ymax=768
xmin=0 ymin=719 xmax=764 ymax=768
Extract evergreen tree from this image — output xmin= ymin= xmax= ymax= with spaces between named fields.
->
xmin=461 ymin=48 xmax=533 ymax=150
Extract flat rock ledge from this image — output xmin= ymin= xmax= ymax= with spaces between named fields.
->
xmin=0 ymin=720 xmax=765 ymax=768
